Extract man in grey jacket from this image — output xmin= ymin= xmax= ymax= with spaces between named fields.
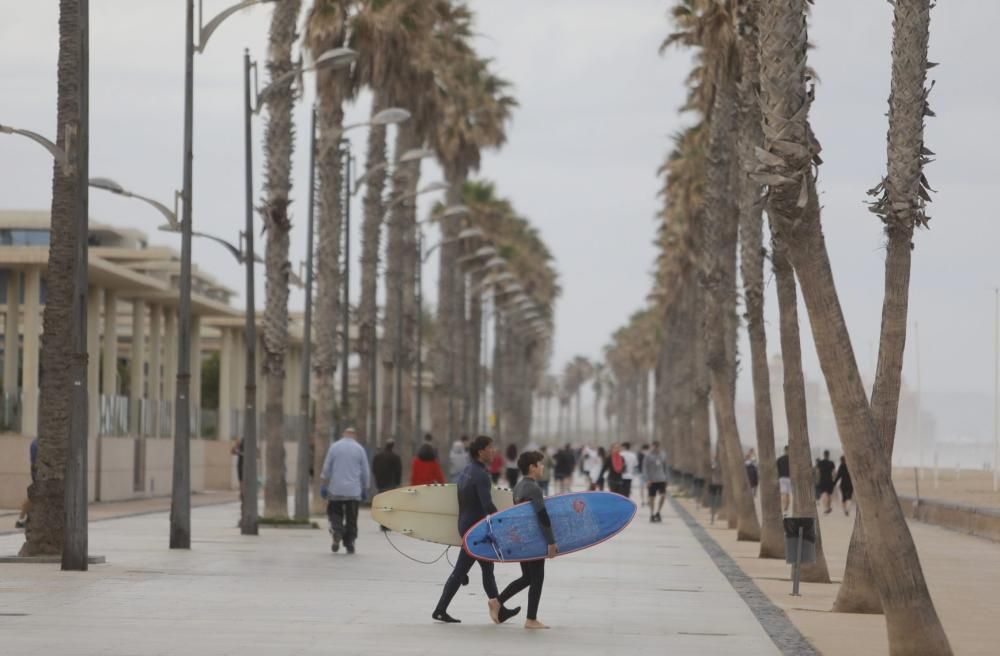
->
xmin=320 ymin=428 xmax=371 ymax=554
xmin=642 ymin=442 xmax=668 ymax=523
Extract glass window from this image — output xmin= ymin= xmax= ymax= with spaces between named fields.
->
xmin=0 ymin=229 xmax=50 ymax=246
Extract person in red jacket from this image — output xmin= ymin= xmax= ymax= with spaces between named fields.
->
xmin=410 ymin=442 xmax=446 ymax=486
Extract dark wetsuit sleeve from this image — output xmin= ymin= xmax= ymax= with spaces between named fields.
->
xmin=526 ymin=484 xmax=556 ymax=545
xmin=476 ymin=469 xmax=498 ymax=515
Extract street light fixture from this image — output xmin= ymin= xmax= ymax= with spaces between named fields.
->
xmin=0 ymin=122 xmax=73 ymax=174
xmin=354 ymin=147 xmax=432 ymax=190
xmin=91 ymin=177 xmax=181 ymax=230
xmin=250 ymin=47 xmax=357 ymax=114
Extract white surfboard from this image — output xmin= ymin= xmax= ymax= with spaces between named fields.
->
xmin=371 ymin=483 xmax=514 ymax=546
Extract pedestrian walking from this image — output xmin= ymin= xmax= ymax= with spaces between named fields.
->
xmin=638 ymin=444 xmax=649 ymax=507
xmin=553 ymin=443 xmax=575 ymax=493
xmin=15 ymin=437 xmax=38 ymax=530
xmin=504 ymin=444 xmax=520 ymax=488
xmin=410 ymin=442 xmax=446 ymax=486
xmin=432 ymin=435 xmax=521 ymax=625
xmin=319 ymin=427 xmax=371 ymax=554
xmin=448 ymin=435 xmax=470 ymax=483
xmin=817 ymin=451 xmax=836 ymax=514
xmin=776 ymin=446 xmax=791 ymax=514
xmin=587 ymin=446 xmax=606 ymax=490
xmin=489 ymin=448 xmax=503 ymax=484
xmin=372 ymin=441 xmax=402 ymax=531
xmin=603 ymin=443 xmax=626 ymax=496
xmin=620 ymin=442 xmax=639 ymax=500
xmin=833 ymin=456 xmax=853 ymax=516
xmin=745 ymin=448 xmax=759 ymax=498
xmin=537 ymin=446 xmax=553 ymax=495
xmin=496 ymin=450 xmax=560 ymax=629
xmin=643 ymin=442 xmax=668 ymax=522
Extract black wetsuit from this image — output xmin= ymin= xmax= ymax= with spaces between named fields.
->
xmin=498 ymin=477 xmax=555 ymax=620
xmin=434 ymin=460 xmax=499 ymax=614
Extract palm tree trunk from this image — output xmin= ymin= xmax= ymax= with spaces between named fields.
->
xmin=703 ymin=70 xmax=760 ymax=542
xmin=835 ymin=0 xmax=932 ymax=615
xmin=468 ymin=284 xmax=482 ymax=435
xmin=758 ymin=2 xmax=950 ymax=650
xmin=355 ymin=88 xmax=390 ymax=451
xmin=20 ymin=0 xmax=80 ymax=556
xmin=431 ymin=171 xmax=464 ymax=442
xmin=261 ymin=0 xmax=302 ymax=519
xmin=736 ymin=0 xmax=783 ymax=559
xmin=380 ymin=128 xmax=417 ymax=444
xmin=398 ymin=141 xmax=422 ymax=459
xmin=772 ymin=244 xmax=831 ymax=581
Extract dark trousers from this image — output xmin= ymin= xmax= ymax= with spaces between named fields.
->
xmin=499 ymin=559 xmax=545 ymax=620
xmin=434 ymin=549 xmax=499 ymax=613
xmin=620 ymin=478 xmax=633 ymax=499
xmin=326 ymin=499 xmax=359 ymax=544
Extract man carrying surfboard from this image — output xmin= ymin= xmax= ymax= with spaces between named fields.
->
xmin=432 ymin=435 xmax=521 ymax=625
xmin=496 ymin=450 xmax=559 ymax=629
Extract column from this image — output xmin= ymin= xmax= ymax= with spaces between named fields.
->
xmin=21 ymin=267 xmax=40 ymax=438
xmin=190 ymin=315 xmax=202 ymax=437
xmin=163 ymin=308 xmax=177 ymax=402
xmin=3 ymin=270 xmax=20 ymax=399
xmin=129 ymin=299 xmax=146 ymax=436
xmin=86 ymin=286 xmax=102 ymax=439
xmin=148 ymin=305 xmax=162 ymax=436
xmin=101 ymin=290 xmax=118 ymax=397
xmin=163 ymin=308 xmax=177 ymax=436
xmin=218 ymin=328 xmax=233 ymax=440
xmin=230 ymin=328 xmax=244 ymax=437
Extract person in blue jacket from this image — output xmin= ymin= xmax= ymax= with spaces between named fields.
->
xmin=432 ymin=435 xmax=520 ymax=624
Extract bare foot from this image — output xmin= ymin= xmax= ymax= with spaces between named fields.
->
xmin=524 ymin=619 xmax=550 ymax=629
xmin=488 ymin=598 xmax=500 ymax=624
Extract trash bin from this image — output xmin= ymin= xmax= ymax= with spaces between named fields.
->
xmin=783 ymin=517 xmax=816 ymax=565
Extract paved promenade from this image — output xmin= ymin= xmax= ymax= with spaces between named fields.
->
xmin=0 ymin=497 xmax=789 ymax=656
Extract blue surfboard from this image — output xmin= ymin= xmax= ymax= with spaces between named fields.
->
xmin=462 ymin=491 xmax=637 ymax=562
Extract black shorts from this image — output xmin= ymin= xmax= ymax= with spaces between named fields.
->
xmin=819 ymin=482 xmax=835 ymax=495
xmin=648 ymin=482 xmax=666 ymax=497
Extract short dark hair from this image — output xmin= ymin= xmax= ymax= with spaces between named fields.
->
xmin=823 ymin=450 xmax=830 ymax=458
xmin=424 ymin=433 xmax=433 ymax=442
xmin=383 ymin=440 xmax=395 ymax=452
xmin=469 ymin=435 xmax=493 ymax=460
xmin=622 ymin=442 xmax=631 ymax=450
xmin=518 ymin=450 xmax=545 ymax=475
xmin=460 ymin=435 xmax=470 ymax=443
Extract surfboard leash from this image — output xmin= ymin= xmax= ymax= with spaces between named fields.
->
xmin=382 ymin=529 xmax=452 ymax=565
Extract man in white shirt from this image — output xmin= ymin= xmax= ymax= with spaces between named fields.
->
xmin=620 ymin=442 xmax=639 ymax=500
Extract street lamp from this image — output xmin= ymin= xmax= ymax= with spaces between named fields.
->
xmin=90 ymin=177 xmax=181 ymax=230
xmin=0 ymin=123 xmax=74 ymax=174
xmin=171 ymin=0 xmax=275 ymax=551
xmin=334 ymin=106 xmax=410 ymax=446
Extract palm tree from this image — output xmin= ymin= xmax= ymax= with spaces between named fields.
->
xmin=835 ymin=0 xmax=936 ymax=615
xmin=667 ymin=0 xmax=760 ymax=542
xmin=755 ymin=1 xmax=950 ymax=651
xmin=20 ymin=0 xmax=81 ymax=557
xmin=304 ymin=0 xmax=349 ymax=512
xmin=771 ymin=246 xmax=831 ymax=582
xmin=734 ymin=0 xmax=783 ymax=558
xmin=260 ymin=0 xmax=302 ymax=520
xmin=429 ymin=44 xmax=516 ymax=444
xmin=350 ymin=0 xmax=434 ymax=450
xmin=591 ymin=362 xmax=606 ymax=441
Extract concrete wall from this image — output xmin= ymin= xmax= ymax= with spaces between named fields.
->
xmin=0 ymin=435 xmax=301 ymax=508
xmin=900 ymin=495 xmax=1000 ymax=543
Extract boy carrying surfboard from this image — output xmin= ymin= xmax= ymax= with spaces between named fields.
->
xmin=496 ymin=450 xmax=560 ymax=629
xmin=432 ymin=435 xmax=521 ymax=625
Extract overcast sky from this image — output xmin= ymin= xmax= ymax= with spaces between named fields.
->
xmin=3 ymin=1 xmax=999 ymax=445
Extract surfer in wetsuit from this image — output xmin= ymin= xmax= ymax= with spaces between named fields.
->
xmin=432 ymin=435 xmax=521 ymax=625
xmin=497 ymin=450 xmax=559 ymax=629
